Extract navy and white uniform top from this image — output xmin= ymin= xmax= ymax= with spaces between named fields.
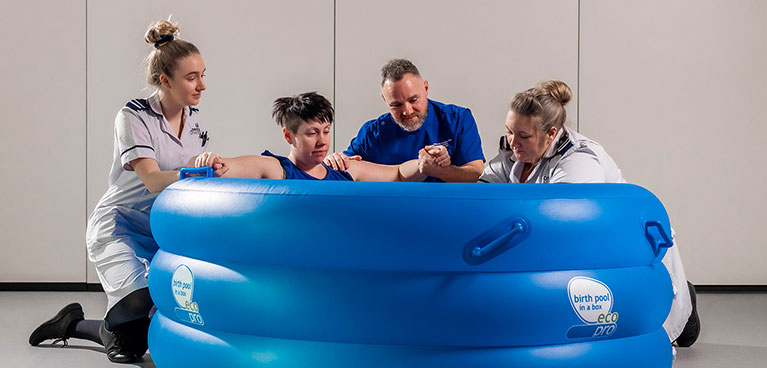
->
xmin=261 ymin=151 xmax=353 ymax=181
xmin=479 ymin=127 xmax=624 ymax=184
xmin=87 ymin=92 xmax=208 ymax=260
xmin=343 ymin=99 xmax=485 ymax=182
xmin=479 ymin=126 xmax=693 ymax=343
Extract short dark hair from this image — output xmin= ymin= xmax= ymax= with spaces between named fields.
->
xmin=380 ymin=58 xmax=421 ymax=86
xmin=272 ymin=92 xmax=334 ymax=133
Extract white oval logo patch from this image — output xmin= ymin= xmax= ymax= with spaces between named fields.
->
xmin=567 ymin=276 xmax=613 ymax=323
xmin=171 ymin=264 xmax=194 ymax=308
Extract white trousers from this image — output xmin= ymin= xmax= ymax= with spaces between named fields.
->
xmin=86 ymin=207 xmax=156 ymax=314
xmin=661 ymin=230 xmax=693 ymax=342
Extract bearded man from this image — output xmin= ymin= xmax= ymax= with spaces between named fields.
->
xmin=325 ymin=59 xmax=485 ymax=182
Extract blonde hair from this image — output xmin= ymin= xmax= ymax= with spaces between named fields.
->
xmin=143 ymin=19 xmax=200 ymax=87
xmin=510 ymin=80 xmax=572 ymax=132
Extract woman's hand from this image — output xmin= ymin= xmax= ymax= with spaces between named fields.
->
xmin=192 ymin=152 xmax=229 ymax=177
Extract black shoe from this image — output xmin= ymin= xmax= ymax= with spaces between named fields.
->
xmin=111 ymin=317 xmax=150 ymax=359
xmin=675 ymin=281 xmax=700 ymax=347
xmin=129 ymin=317 xmax=150 ymax=358
xmin=99 ymin=322 xmax=138 ymax=363
xmin=29 ymin=303 xmax=84 ymax=346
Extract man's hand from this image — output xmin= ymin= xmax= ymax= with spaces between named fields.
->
xmin=418 ymin=145 xmax=451 ymax=177
xmin=426 ymin=145 xmax=450 ymax=167
xmin=323 ymin=152 xmax=362 ymax=171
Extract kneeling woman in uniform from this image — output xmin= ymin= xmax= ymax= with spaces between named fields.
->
xmin=480 ymin=80 xmax=622 ymax=184
xmin=196 ymin=91 xmax=445 ymax=181
xmin=29 ymin=19 xmax=214 ymax=363
xmin=480 ymin=80 xmax=699 ymax=348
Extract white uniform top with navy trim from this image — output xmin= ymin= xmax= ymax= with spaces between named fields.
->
xmin=479 ymin=127 xmax=624 ymax=184
xmin=480 ymin=126 xmax=692 ymax=343
xmin=86 ymin=91 xmax=208 ymax=311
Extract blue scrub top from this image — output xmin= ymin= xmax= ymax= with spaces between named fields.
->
xmin=343 ymin=99 xmax=484 ymax=182
xmin=262 ymin=151 xmax=353 ymax=181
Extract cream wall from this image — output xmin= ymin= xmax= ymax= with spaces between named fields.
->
xmin=0 ymin=1 xmax=763 ymax=285
xmin=335 ymin=0 xmax=578 ymax=158
xmin=579 ymin=0 xmax=767 ymax=284
xmin=0 ymin=1 xmax=86 ymax=282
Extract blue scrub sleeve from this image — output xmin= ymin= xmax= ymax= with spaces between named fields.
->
xmin=452 ymin=108 xmax=485 ymax=166
xmin=343 ymin=122 xmax=374 ymax=160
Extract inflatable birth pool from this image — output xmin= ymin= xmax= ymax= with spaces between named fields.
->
xmin=146 ymin=174 xmax=675 ymax=367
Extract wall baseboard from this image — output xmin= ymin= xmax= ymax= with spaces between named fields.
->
xmin=1 ymin=283 xmax=765 ymax=293
xmin=0 ymin=283 xmax=104 ymax=292
xmin=694 ymin=285 xmax=767 ymax=293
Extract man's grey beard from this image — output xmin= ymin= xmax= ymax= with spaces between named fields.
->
xmin=398 ymin=116 xmax=426 ymax=132
xmin=395 ymin=104 xmax=428 ymax=132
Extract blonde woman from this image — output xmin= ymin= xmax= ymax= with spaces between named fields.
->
xmin=480 ymin=80 xmax=699 ymax=348
xmin=480 ymin=80 xmax=622 ymax=184
xmin=29 ymin=19 xmax=213 ymax=363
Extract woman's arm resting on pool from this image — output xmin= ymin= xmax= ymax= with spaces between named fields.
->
xmin=218 ymin=155 xmax=284 ymax=179
xmin=346 ymin=159 xmax=425 ymax=182
xmin=421 ymin=159 xmax=484 ymax=183
xmin=397 ymin=159 xmax=424 ymax=181
xmin=131 ymin=158 xmax=184 ymax=193
xmin=192 ymin=153 xmax=283 ymax=179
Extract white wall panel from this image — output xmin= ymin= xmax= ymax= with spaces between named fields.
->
xmin=0 ymin=1 xmax=86 ymax=281
xmin=86 ymin=0 xmax=333 ymax=282
xmin=580 ymin=0 xmax=767 ymax=284
xmin=335 ymin=0 xmax=578 ymax=159
xmin=1 ymin=0 xmax=762 ymax=286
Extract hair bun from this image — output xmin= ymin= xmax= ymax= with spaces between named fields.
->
xmin=537 ymin=80 xmax=572 ymax=106
xmin=144 ymin=19 xmax=180 ymax=45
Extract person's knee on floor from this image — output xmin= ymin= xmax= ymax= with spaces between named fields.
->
xmin=99 ymin=318 xmax=151 ymax=363
xmin=101 ymin=288 xmax=153 ymax=362
xmin=104 ymin=288 xmax=153 ymax=330
xmin=675 ymin=281 xmax=701 ymax=347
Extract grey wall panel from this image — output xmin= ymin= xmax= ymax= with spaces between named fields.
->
xmin=2 ymin=0 xmax=761 ymax=285
xmin=0 ymin=1 xmax=86 ymax=281
xmin=86 ymin=0 xmax=333 ymax=282
xmin=580 ymin=0 xmax=767 ymax=284
xmin=334 ymin=0 xmax=578 ymax=159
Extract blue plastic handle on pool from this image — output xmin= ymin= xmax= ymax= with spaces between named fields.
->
xmin=463 ymin=217 xmax=530 ymax=265
xmin=472 ymin=223 xmax=525 ymax=257
xmin=180 ymin=167 xmax=213 ymax=180
xmin=644 ymin=221 xmax=673 ymax=255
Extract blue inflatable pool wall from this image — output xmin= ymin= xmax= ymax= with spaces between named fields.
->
xmin=147 ymin=179 xmax=674 ymax=367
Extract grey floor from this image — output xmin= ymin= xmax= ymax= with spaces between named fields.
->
xmin=3 ymin=291 xmax=766 ymax=367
